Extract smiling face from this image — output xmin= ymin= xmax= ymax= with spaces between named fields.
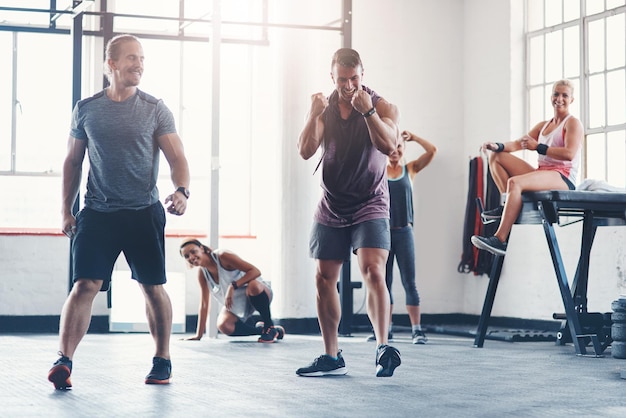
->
xmin=551 ymin=83 xmax=574 ymax=112
xmin=180 ymin=243 xmax=207 ymax=267
xmin=331 ymin=64 xmax=363 ymax=103
xmin=108 ymin=39 xmax=144 ymax=88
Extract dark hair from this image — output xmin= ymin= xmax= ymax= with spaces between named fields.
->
xmin=331 ymin=48 xmax=364 ymax=70
xmin=179 ymin=238 xmax=211 ymax=256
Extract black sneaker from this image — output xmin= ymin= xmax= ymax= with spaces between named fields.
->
xmin=274 ymin=325 xmax=285 ymax=340
xmin=412 ymin=330 xmax=428 ymax=344
xmin=471 ymin=235 xmax=508 ymax=256
xmin=258 ymin=326 xmax=279 ymax=343
xmin=375 ymin=345 xmax=401 ymax=377
xmin=296 ymin=351 xmax=347 ymax=377
xmin=48 ymin=352 xmax=72 ymax=390
xmin=366 ymin=331 xmax=393 ymax=342
xmin=145 ymin=357 xmax=171 ymax=384
xmin=481 ymin=205 xmax=504 ymax=220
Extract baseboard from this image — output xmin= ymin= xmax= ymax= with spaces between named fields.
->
xmin=0 ymin=314 xmax=562 ymax=335
xmin=0 ymin=316 xmax=110 ymax=333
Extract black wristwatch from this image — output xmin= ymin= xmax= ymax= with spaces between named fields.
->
xmin=176 ymin=186 xmax=190 ymax=199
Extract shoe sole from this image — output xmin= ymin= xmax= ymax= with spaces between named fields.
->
xmin=258 ymin=330 xmax=278 ymax=343
xmin=376 ymin=350 xmax=401 ymax=377
xmin=48 ymin=365 xmax=72 ymax=390
xmin=296 ymin=367 xmax=347 ymax=377
xmin=145 ymin=377 xmax=170 ymax=384
xmin=413 ymin=339 xmax=428 ymax=345
xmin=470 ymin=236 xmax=506 ymax=256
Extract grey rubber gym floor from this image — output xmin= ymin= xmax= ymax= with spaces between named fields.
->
xmin=2 ymin=331 xmax=626 ymax=417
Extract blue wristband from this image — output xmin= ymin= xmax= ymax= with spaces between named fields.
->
xmin=536 ymin=144 xmax=549 ymax=155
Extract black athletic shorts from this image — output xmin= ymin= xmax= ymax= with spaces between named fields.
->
xmin=72 ymin=202 xmax=166 ymax=291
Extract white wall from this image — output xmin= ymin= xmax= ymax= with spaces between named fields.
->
xmin=0 ymin=235 xmax=202 ymax=317
xmin=351 ymin=0 xmax=468 ymax=315
xmin=2 ymin=1 xmax=626 ymax=324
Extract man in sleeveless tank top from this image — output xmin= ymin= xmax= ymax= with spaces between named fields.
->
xmin=296 ymin=48 xmax=402 ymax=377
xmin=48 ymin=35 xmax=190 ymax=389
xmin=472 ymin=79 xmax=583 ymax=256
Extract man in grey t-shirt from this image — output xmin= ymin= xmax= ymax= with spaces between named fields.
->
xmin=48 ymin=34 xmax=190 ymax=389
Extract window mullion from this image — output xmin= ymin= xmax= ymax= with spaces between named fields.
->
xmin=11 ymin=32 xmax=17 ymax=174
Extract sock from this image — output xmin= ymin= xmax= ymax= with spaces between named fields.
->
xmin=231 ymin=319 xmax=262 ymax=336
xmin=249 ymin=292 xmax=274 ymax=328
xmin=412 ymin=324 xmax=422 ymax=333
xmin=500 ymin=193 xmax=508 ymax=206
xmin=389 ymin=322 xmax=393 ymax=333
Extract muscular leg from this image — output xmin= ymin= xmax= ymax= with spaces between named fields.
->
xmin=216 ymin=309 xmax=239 ymax=335
xmin=58 ymin=279 xmax=103 ymax=359
xmin=315 ymin=259 xmax=343 ymax=356
xmin=139 ymin=283 xmax=172 ymax=360
xmin=495 ymin=170 xmax=571 ymax=242
xmin=246 ymin=279 xmax=272 ymax=299
xmin=357 ymin=248 xmax=391 ymax=346
xmin=488 ymin=151 xmax=535 ymax=193
xmin=384 ymin=249 xmax=395 ymax=332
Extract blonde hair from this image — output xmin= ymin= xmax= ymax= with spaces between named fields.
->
xmin=103 ymin=34 xmax=140 ymax=81
xmin=553 ymin=79 xmax=574 ymax=96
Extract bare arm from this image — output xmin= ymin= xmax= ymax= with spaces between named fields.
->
xmin=402 ymin=130 xmax=437 ymax=178
xmin=219 ymin=251 xmax=262 ymax=287
xmin=219 ymin=250 xmax=262 ymax=311
xmin=185 ymin=270 xmax=210 ymax=341
xmin=527 ymin=117 xmax=582 ymax=161
xmin=157 ymin=132 xmax=190 ymax=215
xmin=298 ymin=93 xmax=328 ymax=160
xmin=61 ymin=136 xmax=86 ymax=236
xmin=352 ymin=93 xmax=399 ymax=155
xmin=481 ymin=121 xmax=546 ymax=153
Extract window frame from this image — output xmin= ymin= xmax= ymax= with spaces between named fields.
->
xmin=526 ymin=0 xmax=626 ymax=187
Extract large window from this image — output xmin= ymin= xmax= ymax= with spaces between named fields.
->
xmin=527 ymin=0 xmax=626 ymax=187
xmin=0 ymin=0 xmax=342 ymax=234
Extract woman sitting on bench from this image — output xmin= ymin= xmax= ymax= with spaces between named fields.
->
xmin=471 ymin=79 xmax=583 ymax=256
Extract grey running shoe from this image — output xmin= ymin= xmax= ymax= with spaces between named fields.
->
xmin=471 ymin=235 xmax=507 ymax=256
xmin=145 ymin=357 xmax=171 ymax=384
xmin=375 ymin=344 xmax=401 ymax=377
xmin=48 ymin=352 xmax=72 ymax=390
xmin=412 ymin=330 xmax=428 ymax=345
xmin=481 ymin=205 xmax=504 ymax=220
xmin=296 ymin=351 xmax=347 ymax=377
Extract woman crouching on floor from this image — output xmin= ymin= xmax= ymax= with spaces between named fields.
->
xmin=179 ymin=238 xmax=284 ymax=343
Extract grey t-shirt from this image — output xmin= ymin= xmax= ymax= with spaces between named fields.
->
xmin=70 ymin=89 xmax=177 ymax=211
